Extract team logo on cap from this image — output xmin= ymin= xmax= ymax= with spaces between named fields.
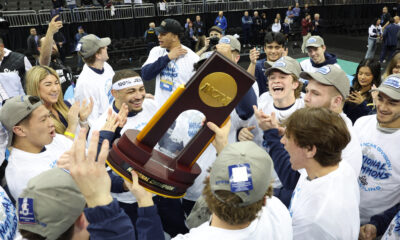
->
xmin=274 ymin=60 xmax=286 ymax=68
xmin=219 ymin=37 xmax=231 ymax=44
xmin=317 ymin=66 xmax=331 ymax=75
xmin=161 ymin=21 xmax=166 ymax=27
xmin=307 ymin=37 xmax=317 ymax=43
xmin=384 ymin=77 xmax=400 ymax=88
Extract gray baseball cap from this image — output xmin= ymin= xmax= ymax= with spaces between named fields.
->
xmin=210 ymin=141 xmax=273 ymax=207
xmin=18 ymin=168 xmax=86 ymax=240
xmin=78 ymin=34 xmax=111 ymax=58
xmin=306 ymin=35 xmax=325 ymax=48
xmin=300 ymin=65 xmax=350 ymax=98
xmin=372 ymin=74 xmax=400 ymax=100
xmin=265 ymin=56 xmax=302 ymax=78
xmin=0 ymin=95 xmax=43 ymax=147
xmin=218 ymin=35 xmax=241 ymax=53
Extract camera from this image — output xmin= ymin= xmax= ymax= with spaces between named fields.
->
xmin=209 ymin=37 xmax=220 ymax=48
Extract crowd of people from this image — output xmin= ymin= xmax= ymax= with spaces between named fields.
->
xmin=0 ymin=3 xmax=399 ymax=240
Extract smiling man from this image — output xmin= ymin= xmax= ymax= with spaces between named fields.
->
xmin=249 ymin=32 xmax=287 ymax=96
xmin=300 ymin=36 xmax=340 ymax=72
xmin=354 ymin=74 xmax=400 ymax=238
xmin=0 ymin=95 xmax=72 ymax=200
xmin=141 ymin=18 xmax=199 ymax=108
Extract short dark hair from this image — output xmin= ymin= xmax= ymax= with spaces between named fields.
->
xmin=112 ymin=69 xmax=139 ymax=84
xmin=203 ymin=177 xmax=273 ymax=225
xmin=20 ymin=225 xmax=74 ymax=240
xmin=80 ymin=47 xmax=104 ymax=65
xmin=264 ymin=32 xmax=285 ymax=46
xmin=284 ymin=107 xmax=351 ymax=167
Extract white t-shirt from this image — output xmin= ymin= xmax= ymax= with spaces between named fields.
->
xmin=382 ymin=210 xmax=400 ymax=240
xmin=74 ymin=63 xmax=115 ymax=127
xmin=0 ymin=186 xmax=18 ymax=240
xmin=340 ymin=112 xmax=363 ymax=177
xmin=5 ymin=134 xmax=72 ymax=200
xmin=89 ymin=99 xmax=158 ymax=204
xmin=241 ymin=93 xmax=305 ymax=188
xmin=0 ymin=123 xmax=7 ymax=166
xmin=165 ymin=110 xmax=216 ymax=202
xmin=142 ymin=45 xmax=199 ymax=107
xmin=272 ymin=23 xmax=281 ymax=33
xmin=354 ymin=115 xmax=400 ymax=224
xmin=299 ymin=59 xmax=341 ymax=73
xmin=173 ymin=196 xmax=292 ymax=240
xmin=289 ymin=162 xmax=360 ymax=239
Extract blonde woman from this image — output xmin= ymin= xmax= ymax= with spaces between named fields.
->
xmin=26 ymin=66 xmax=93 ymax=139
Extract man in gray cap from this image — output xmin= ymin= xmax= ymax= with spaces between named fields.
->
xmin=355 ymin=74 xmax=400 ymax=239
xmin=299 ymin=35 xmax=340 ymax=73
xmin=237 ymin=56 xmax=304 ymax=207
xmin=254 ymin=107 xmax=360 ymax=239
xmin=300 ymin=65 xmax=362 ymax=176
xmin=0 ymin=95 xmax=72 ymax=200
xmin=141 ymin=18 xmax=199 ymax=108
xmin=127 ymin=122 xmax=293 ymax=239
xmin=252 ymin=65 xmax=362 ymax=208
xmin=17 ymin=128 xmax=137 ymax=239
xmin=75 ymin=34 xmax=115 ymax=127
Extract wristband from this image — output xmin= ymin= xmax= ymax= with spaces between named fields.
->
xmin=79 ymin=118 xmax=88 ymax=125
xmin=64 ymin=131 xmax=75 ymax=139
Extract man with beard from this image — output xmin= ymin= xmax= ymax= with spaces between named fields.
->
xmin=355 ymin=74 xmax=400 ymax=239
xmin=252 ymin=65 xmax=363 ymax=206
xmin=38 ymin=16 xmax=73 ymax=94
xmin=89 ymin=69 xmax=189 ymax=237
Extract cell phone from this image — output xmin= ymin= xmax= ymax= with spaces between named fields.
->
xmin=50 ymin=8 xmax=61 ymax=22
xmin=350 ymin=87 xmax=355 ymax=93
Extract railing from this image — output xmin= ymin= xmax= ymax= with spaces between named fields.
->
xmin=183 ymin=2 xmax=204 ymax=14
xmin=2 ymin=10 xmax=38 ymax=27
xmin=38 ymin=9 xmax=74 ymax=25
xmin=0 ymin=0 xmax=395 ymax=27
xmin=104 ymin=5 xmax=134 ymax=20
xmin=73 ymin=6 xmax=105 ymax=22
xmin=251 ymin=0 xmax=273 ymax=10
xmin=228 ymin=1 xmax=251 ymax=11
xmin=205 ymin=1 xmax=228 ymax=13
xmin=157 ymin=2 xmax=183 ymax=16
xmin=324 ymin=0 xmax=396 ymax=5
xmin=133 ymin=3 xmax=156 ymax=18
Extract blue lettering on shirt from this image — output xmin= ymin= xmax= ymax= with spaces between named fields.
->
xmin=358 ymin=142 xmax=392 ymax=192
xmin=0 ymin=191 xmax=17 ymax=240
xmin=105 ymin=78 xmax=114 ymax=104
xmin=394 ymin=211 xmax=400 ymax=235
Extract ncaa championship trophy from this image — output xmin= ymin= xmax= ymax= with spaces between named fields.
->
xmin=106 ymin=51 xmax=255 ymax=198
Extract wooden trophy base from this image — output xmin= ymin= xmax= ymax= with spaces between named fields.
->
xmin=106 ymin=129 xmax=202 ymax=198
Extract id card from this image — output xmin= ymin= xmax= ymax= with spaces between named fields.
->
xmin=160 ymin=78 xmax=174 ymax=92
xmin=228 ymin=163 xmax=253 ymax=192
xmin=18 ymin=198 xmax=36 ymax=224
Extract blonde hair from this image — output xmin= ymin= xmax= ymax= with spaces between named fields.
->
xmin=26 ymin=66 xmax=69 ymax=134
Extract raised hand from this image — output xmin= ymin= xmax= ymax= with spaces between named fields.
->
xmin=238 ymin=126 xmax=256 ymax=141
xmin=253 ymin=106 xmax=280 ymax=131
xmin=207 ymin=119 xmax=231 ymax=154
xmin=79 ymin=97 xmax=94 ymax=124
xmin=69 ymin=129 xmax=113 ymax=208
xmin=168 ymin=46 xmax=188 ymax=60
